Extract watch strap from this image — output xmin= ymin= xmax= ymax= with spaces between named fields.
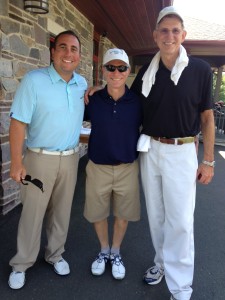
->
xmin=202 ymin=160 xmax=215 ymax=167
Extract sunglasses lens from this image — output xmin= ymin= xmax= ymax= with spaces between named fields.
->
xmin=104 ymin=65 xmax=129 ymax=73
xmin=117 ymin=65 xmax=128 ymax=72
xmin=105 ymin=65 xmax=116 ymax=72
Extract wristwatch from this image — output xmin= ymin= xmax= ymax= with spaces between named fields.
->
xmin=202 ymin=160 xmax=216 ymax=167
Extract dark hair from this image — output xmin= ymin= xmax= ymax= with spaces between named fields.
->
xmin=53 ymin=30 xmax=81 ymax=52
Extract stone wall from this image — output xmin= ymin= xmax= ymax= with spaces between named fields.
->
xmin=0 ymin=0 xmax=115 ymax=215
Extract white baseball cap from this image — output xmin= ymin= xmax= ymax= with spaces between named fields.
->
xmin=103 ymin=48 xmax=129 ymax=66
xmin=157 ymin=6 xmax=183 ymax=24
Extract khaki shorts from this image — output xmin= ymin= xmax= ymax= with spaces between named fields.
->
xmin=84 ymin=160 xmax=140 ymax=222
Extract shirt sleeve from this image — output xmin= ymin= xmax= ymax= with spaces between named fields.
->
xmin=83 ymin=102 xmax=91 ymax=121
xmin=10 ymin=73 xmax=36 ymax=124
xmin=130 ymin=63 xmax=149 ymax=96
xmin=200 ymin=66 xmax=213 ymax=112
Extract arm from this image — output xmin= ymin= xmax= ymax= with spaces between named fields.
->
xmin=9 ymin=118 xmax=27 ymax=183
xmin=84 ymin=85 xmax=104 ymax=104
xmin=197 ymin=109 xmax=215 ymax=184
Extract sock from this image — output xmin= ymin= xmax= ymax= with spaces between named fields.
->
xmin=110 ymin=247 xmax=120 ymax=255
xmin=101 ymin=246 xmax=110 ymax=255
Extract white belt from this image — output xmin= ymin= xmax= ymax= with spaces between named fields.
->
xmin=28 ymin=146 xmax=79 ymax=156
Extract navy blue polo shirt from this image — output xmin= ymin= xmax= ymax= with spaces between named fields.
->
xmin=85 ymin=86 xmax=142 ymax=165
xmin=131 ymin=56 xmax=213 ymax=138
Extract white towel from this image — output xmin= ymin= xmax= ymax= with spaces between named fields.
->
xmin=137 ymin=134 xmax=151 ymax=152
xmin=142 ymin=45 xmax=189 ymax=97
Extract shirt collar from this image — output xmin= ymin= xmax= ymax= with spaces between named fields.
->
xmin=101 ymin=85 xmax=133 ymax=102
xmin=48 ymin=63 xmax=78 ymax=85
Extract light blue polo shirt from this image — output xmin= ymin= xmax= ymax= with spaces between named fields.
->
xmin=10 ymin=64 xmax=87 ymax=151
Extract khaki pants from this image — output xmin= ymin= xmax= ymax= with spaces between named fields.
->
xmin=9 ymin=150 xmax=79 ymax=272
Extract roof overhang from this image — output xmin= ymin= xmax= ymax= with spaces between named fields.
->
xmin=69 ymin=0 xmax=225 ymax=69
xmin=184 ymin=40 xmax=225 ymax=68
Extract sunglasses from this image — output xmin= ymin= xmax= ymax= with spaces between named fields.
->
xmin=21 ymin=175 xmax=44 ymax=193
xmin=104 ymin=65 xmax=129 ymax=73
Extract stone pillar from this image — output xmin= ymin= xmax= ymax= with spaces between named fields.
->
xmin=0 ymin=33 xmax=22 ymax=214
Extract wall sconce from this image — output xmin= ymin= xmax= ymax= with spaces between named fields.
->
xmin=24 ymin=0 xmax=49 ymax=14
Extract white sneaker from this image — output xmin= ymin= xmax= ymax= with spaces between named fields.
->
xmin=8 ymin=271 xmax=25 ymax=289
xmin=143 ymin=265 xmax=164 ymax=285
xmin=110 ymin=254 xmax=126 ymax=280
xmin=48 ymin=258 xmax=70 ymax=275
xmin=91 ymin=252 xmax=109 ymax=276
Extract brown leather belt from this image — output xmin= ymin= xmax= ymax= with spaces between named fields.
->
xmin=152 ymin=136 xmax=196 ymax=145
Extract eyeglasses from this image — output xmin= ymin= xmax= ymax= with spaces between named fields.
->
xmin=21 ymin=175 xmax=44 ymax=193
xmin=104 ymin=65 xmax=129 ymax=73
xmin=157 ymin=28 xmax=182 ymax=35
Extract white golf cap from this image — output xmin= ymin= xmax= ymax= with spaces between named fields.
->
xmin=103 ymin=48 xmax=129 ymax=66
xmin=157 ymin=6 xmax=183 ymax=24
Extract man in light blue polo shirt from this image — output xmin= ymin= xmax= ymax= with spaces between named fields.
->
xmin=8 ymin=30 xmax=87 ymax=289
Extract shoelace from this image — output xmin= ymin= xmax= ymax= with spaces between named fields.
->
xmin=55 ymin=259 xmax=64 ymax=265
xmin=111 ymin=255 xmax=124 ymax=266
xmin=148 ymin=266 xmax=164 ymax=275
xmin=96 ymin=253 xmax=109 ymax=263
xmin=150 ymin=266 xmax=159 ymax=274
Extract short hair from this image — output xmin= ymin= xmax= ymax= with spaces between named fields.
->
xmin=53 ymin=30 xmax=81 ymax=52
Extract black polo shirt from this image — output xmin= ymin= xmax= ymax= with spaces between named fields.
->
xmin=131 ymin=56 xmax=213 ymax=138
xmin=85 ymin=86 xmax=142 ymax=165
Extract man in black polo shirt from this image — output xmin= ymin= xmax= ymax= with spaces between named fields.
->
xmin=131 ymin=6 xmax=215 ymax=300
xmin=84 ymin=49 xmax=142 ymax=280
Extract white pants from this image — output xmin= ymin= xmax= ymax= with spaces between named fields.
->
xmin=140 ymin=139 xmax=198 ymax=300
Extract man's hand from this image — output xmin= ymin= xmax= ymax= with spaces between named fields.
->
xmin=84 ymin=85 xmax=104 ymax=104
xmin=197 ymin=163 xmax=214 ymax=184
xmin=10 ymin=162 xmax=27 ymax=183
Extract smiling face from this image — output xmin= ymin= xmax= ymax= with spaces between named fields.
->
xmin=51 ymin=34 xmax=81 ymax=82
xmin=153 ymin=16 xmax=187 ymax=59
xmin=103 ymin=59 xmax=130 ymax=91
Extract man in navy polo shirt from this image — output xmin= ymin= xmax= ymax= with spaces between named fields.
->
xmin=84 ymin=49 xmax=142 ymax=280
xmin=85 ymin=7 xmax=214 ymax=297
